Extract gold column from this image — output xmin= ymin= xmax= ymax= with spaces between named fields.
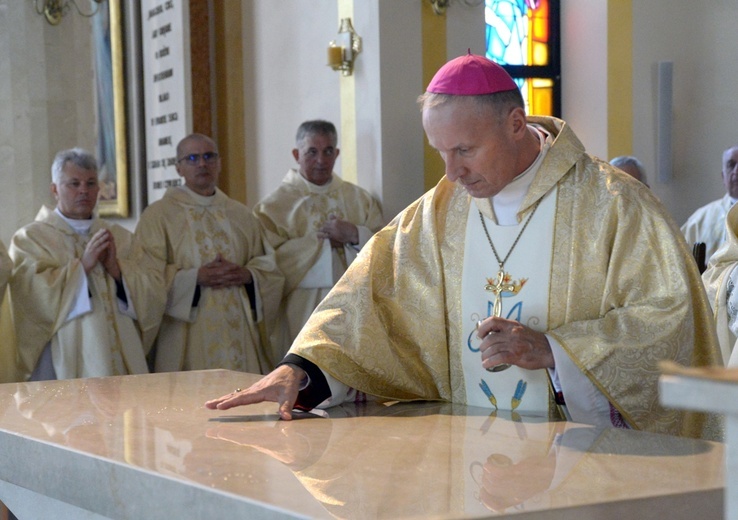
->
xmin=190 ymin=0 xmax=213 ymax=139
xmin=213 ymin=1 xmax=247 ymax=204
xmin=421 ymin=1 xmax=447 ymax=191
xmin=607 ymin=0 xmax=633 ymax=158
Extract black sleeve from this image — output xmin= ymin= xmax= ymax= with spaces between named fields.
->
xmin=244 ymin=280 xmax=257 ymax=319
xmin=192 ymin=284 xmax=201 ymax=307
xmin=114 ymin=277 xmax=128 ymax=305
xmin=277 ymin=354 xmax=332 ymax=411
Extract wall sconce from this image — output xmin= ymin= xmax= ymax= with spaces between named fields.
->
xmin=430 ymin=0 xmax=450 ymax=15
xmin=32 ymin=0 xmax=104 ymax=26
xmin=429 ymin=0 xmax=484 ymax=15
xmin=327 ymin=18 xmax=362 ymax=77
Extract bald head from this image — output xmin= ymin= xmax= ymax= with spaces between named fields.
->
xmin=175 ymin=133 xmax=221 ymax=196
xmin=177 ymin=133 xmax=218 ymax=158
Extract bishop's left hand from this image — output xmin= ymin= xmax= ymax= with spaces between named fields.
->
xmin=477 ymin=317 xmax=555 ymax=371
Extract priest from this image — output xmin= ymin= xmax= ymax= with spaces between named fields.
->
xmin=0 ymin=239 xmax=16 ymax=383
xmin=135 ymin=133 xmax=283 ymax=373
xmin=254 ymin=120 xmax=384 ymax=358
xmin=702 ymin=202 xmax=738 ymax=365
xmin=207 ymin=54 xmax=721 ymax=439
xmin=0 ymin=240 xmax=9 ymax=303
xmin=8 ymin=148 xmax=158 ymax=380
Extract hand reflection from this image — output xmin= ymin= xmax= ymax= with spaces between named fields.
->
xmin=473 ymin=449 xmax=557 ymax=513
xmin=471 ymin=418 xmax=567 ymax=513
xmin=206 ymin=418 xmax=332 ymax=467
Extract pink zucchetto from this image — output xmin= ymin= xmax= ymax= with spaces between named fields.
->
xmin=426 ymin=51 xmax=517 ymax=96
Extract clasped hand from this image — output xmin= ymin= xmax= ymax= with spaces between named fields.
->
xmin=317 ymin=215 xmax=358 ymax=249
xmin=477 ymin=316 xmax=555 ymax=370
xmin=82 ymin=228 xmax=121 ymax=280
xmin=197 ymin=253 xmax=252 ymax=289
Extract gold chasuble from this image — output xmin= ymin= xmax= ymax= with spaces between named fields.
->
xmin=292 ymin=116 xmax=722 ymax=440
xmin=254 ymin=170 xmax=384 ymax=357
xmin=136 ymin=187 xmax=283 ymax=373
xmin=7 ymin=206 xmax=158 ymax=380
xmin=703 ymin=202 xmax=738 ymax=365
xmin=0 ymin=240 xmax=17 ymax=383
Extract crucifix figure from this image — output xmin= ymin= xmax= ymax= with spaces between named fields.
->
xmin=485 ymin=270 xmax=516 ymax=318
xmin=482 ymin=270 xmax=516 ymax=373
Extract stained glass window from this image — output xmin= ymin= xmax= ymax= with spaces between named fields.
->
xmin=485 ymin=0 xmax=560 ymax=117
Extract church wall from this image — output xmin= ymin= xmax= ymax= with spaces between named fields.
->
xmin=241 ymin=1 xmax=341 ymax=210
xmin=356 ymin=0 xmax=425 ymax=222
xmin=631 ymin=0 xmax=738 ymax=226
xmin=560 ymin=0 xmax=609 ymax=159
xmin=2 ymin=1 xmax=738 ymax=243
xmin=0 ymin=3 xmax=96 ymax=244
xmin=242 ymin=1 xmax=426 ymax=223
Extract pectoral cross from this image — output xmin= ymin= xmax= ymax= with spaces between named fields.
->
xmin=482 ymin=270 xmax=516 ymax=373
xmin=484 ymin=270 xmax=516 ymax=318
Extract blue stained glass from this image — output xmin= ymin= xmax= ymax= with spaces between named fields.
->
xmin=485 ymin=0 xmax=529 ymax=65
xmin=484 ymin=0 xmax=559 ymax=117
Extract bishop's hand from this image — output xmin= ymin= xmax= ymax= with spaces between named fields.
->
xmin=205 ymin=364 xmax=305 ymax=421
xmin=477 ymin=317 xmax=555 ymax=371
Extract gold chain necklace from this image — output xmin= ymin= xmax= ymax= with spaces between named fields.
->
xmin=478 ymin=200 xmax=541 ymax=373
xmin=479 ymin=199 xmax=541 ymax=319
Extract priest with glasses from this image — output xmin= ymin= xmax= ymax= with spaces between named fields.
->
xmin=136 ymin=133 xmax=283 ymax=374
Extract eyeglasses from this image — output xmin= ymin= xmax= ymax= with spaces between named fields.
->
xmin=177 ymin=152 xmax=219 ymax=165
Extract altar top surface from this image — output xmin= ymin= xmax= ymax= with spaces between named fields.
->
xmin=0 ymin=370 xmax=724 ymax=519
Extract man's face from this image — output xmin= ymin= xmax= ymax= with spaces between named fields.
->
xmin=52 ymin=163 xmax=100 ymax=220
xmin=293 ymin=133 xmax=339 ymax=186
xmin=422 ymin=99 xmax=521 ymax=199
xmin=723 ymin=146 xmax=738 ymax=199
xmin=176 ymin=136 xmax=220 ymax=196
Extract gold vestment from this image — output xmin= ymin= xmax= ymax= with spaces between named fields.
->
xmin=702 ymin=201 xmax=738 ymax=365
xmin=255 ymin=170 xmax=384 ymax=356
xmin=8 ymin=206 xmax=157 ymax=379
xmin=136 ymin=187 xmax=284 ymax=373
xmin=292 ymin=116 xmax=722 ymax=440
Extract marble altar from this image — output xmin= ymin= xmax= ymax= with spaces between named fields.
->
xmin=660 ymin=362 xmax=738 ymax=520
xmin=0 ymin=370 xmax=724 ymax=519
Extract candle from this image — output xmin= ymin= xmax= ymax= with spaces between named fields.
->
xmin=327 ymin=45 xmax=343 ymax=67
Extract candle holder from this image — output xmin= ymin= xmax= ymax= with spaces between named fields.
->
xmin=32 ymin=0 xmax=104 ymax=25
xmin=430 ymin=0 xmax=450 ymax=15
xmin=327 ymin=17 xmax=362 ymax=76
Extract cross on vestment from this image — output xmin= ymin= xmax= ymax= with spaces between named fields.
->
xmin=485 ymin=270 xmax=517 ymax=318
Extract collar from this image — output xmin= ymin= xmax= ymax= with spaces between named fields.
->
xmin=54 ymin=208 xmax=93 ymax=235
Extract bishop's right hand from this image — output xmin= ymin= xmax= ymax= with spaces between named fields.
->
xmin=204 ymin=364 xmax=306 ymax=421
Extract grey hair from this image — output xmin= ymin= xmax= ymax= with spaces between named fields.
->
xmin=295 ymin=120 xmax=337 ymax=147
xmin=416 ymin=89 xmax=525 ymax=123
xmin=51 ymin=148 xmax=97 ymax=184
xmin=610 ymin=155 xmax=644 ymax=173
xmin=610 ymin=155 xmax=648 ymax=187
